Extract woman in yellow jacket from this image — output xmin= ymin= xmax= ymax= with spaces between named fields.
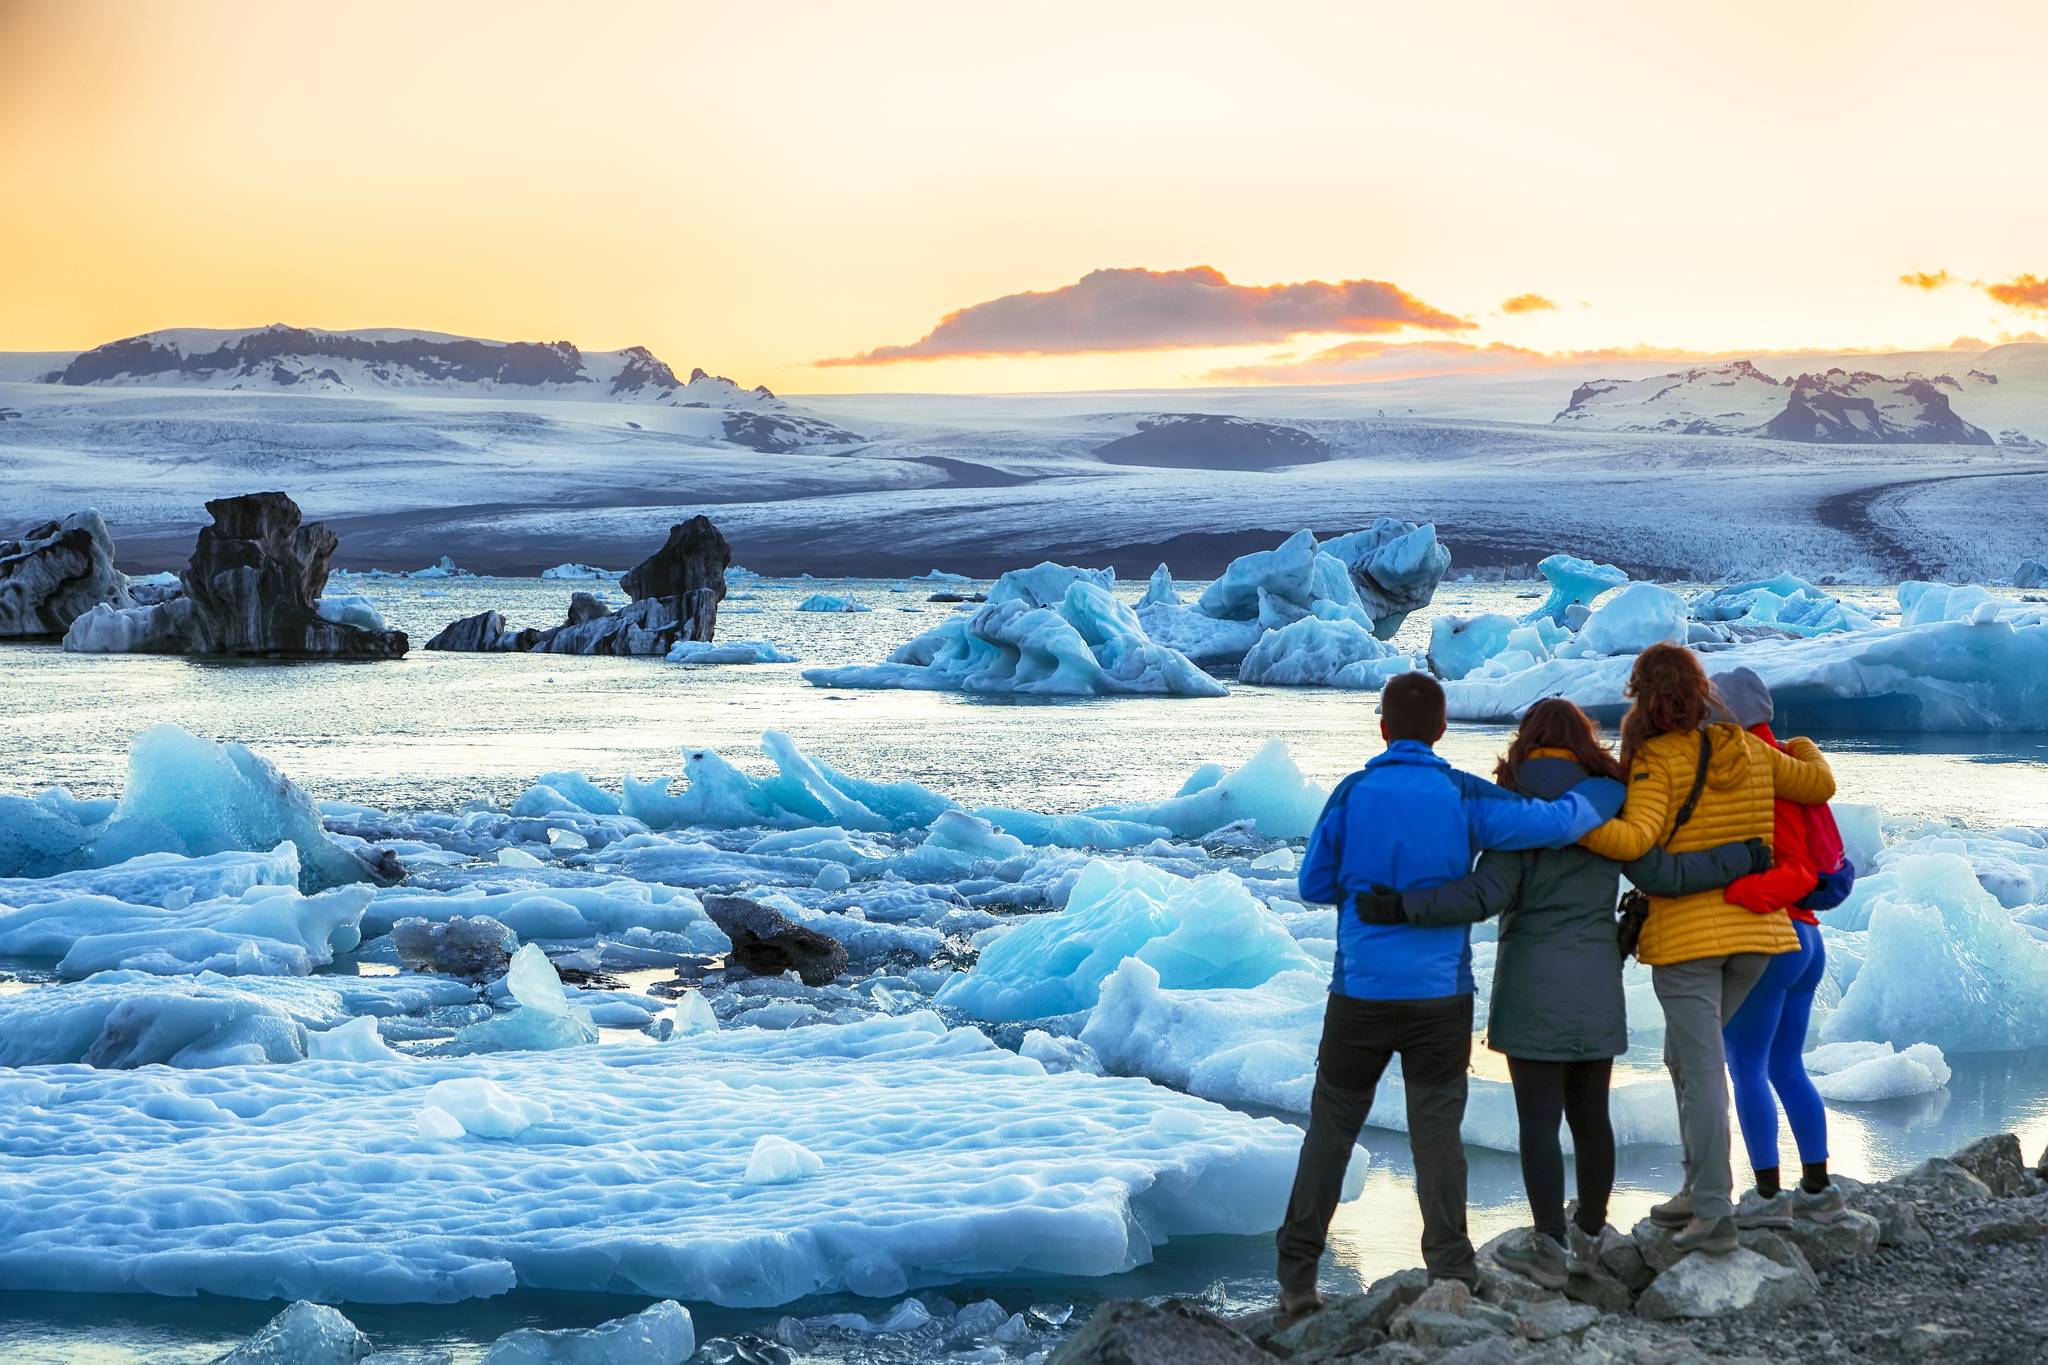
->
xmin=1579 ymin=644 xmax=1835 ymax=1255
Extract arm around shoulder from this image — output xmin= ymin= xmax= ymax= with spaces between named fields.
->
xmin=1401 ymin=850 xmax=1524 ymax=928
xmin=1767 ymin=735 xmax=1836 ymax=806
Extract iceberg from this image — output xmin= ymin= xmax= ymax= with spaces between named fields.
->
xmin=1821 ymin=852 xmax=2048 ymax=1052
xmin=1318 ymin=519 xmax=1454 ymax=635
xmin=0 ymin=844 xmax=301 ymax=909
xmin=796 ymin=593 xmax=869 ymax=613
xmin=217 ymin=1301 xmax=373 ymax=1365
xmin=1443 ymin=612 xmax=2048 ymax=731
xmin=1237 ymin=614 xmax=1417 ymax=689
xmin=1574 ymin=582 xmax=1687 ymax=656
xmin=2018 ymin=559 xmax=2048 ymax=590
xmin=803 ymin=565 xmax=1224 ymax=698
xmin=934 ymin=860 xmax=1316 ymax=1023
xmin=1522 ymin=554 xmax=1628 ymax=626
xmin=1427 ymin=612 xmax=1518 ymax=681
xmin=539 ymin=563 xmax=623 ymax=580
xmin=744 ymin=1134 xmax=826 ymax=1185
xmin=0 ymin=725 xmax=396 ymax=889
xmin=1074 ymin=738 xmax=1328 ymax=841
xmin=665 ymin=639 xmax=796 ymax=664
xmin=453 ymin=944 xmax=599 ymax=1053
xmin=0 ymin=1013 xmax=1316 ymax=1306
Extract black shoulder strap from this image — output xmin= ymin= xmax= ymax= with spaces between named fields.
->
xmin=1667 ymin=730 xmax=1713 ymax=839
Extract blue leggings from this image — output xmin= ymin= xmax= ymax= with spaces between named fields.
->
xmin=1721 ymin=918 xmax=1828 ymax=1170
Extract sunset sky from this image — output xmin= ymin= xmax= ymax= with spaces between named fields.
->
xmin=3 ymin=0 xmax=2045 ymax=394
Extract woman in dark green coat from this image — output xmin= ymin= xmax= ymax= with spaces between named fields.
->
xmin=1367 ymin=698 xmax=1766 ymax=1289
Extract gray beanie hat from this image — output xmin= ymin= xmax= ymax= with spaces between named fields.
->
xmin=1713 ymin=665 xmax=1774 ymax=728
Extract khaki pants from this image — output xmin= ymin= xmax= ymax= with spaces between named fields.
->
xmin=1653 ymin=954 xmax=1767 ymax=1220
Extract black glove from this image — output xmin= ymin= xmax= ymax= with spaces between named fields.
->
xmin=1743 ymin=838 xmax=1773 ymax=875
xmin=1354 ymin=886 xmax=1407 ymax=926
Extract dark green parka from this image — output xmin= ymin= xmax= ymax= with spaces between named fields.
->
xmin=1401 ymin=751 xmax=1764 ymax=1061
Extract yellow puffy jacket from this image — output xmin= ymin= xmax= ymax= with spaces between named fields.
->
xmin=1579 ymin=722 xmax=1835 ymax=966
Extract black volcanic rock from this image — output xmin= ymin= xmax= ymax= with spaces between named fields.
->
xmin=64 ymin=492 xmax=409 ymax=658
xmin=428 ymin=517 xmax=733 ymax=657
xmin=0 ymin=510 xmax=133 ymax=637
xmin=700 ymin=894 xmax=848 ymax=986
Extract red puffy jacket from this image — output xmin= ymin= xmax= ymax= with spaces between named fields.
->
xmin=1724 ymin=723 xmax=1822 ymax=923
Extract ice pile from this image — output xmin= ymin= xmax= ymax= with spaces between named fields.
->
xmin=1445 ymin=600 xmax=2048 ymax=730
xmin=1522 ymin=554 xmax=1628 ymax=626
xmin=1691 ymin=574 xmax=1875 ymax=637
xmin=0 ymin=877 xmax=372 ymax=978
xmin=0 ymin=725 xmax=394 ymax=888
xmin=0 ymin=1013 xmax=1316 ymax=1306
xmin=804 ymin=564 xmax=1223 ymax=697
xmin=1237 ymin=614 xmax=1416 ymax=689
xmin=1804 ymin=1040 xmax=1952 ymax=1102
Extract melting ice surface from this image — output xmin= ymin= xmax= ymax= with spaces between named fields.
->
xmin=2 ymin=574 xmax=2047 ymax=1362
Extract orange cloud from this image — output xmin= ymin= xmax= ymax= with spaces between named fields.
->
xmin=1985 ymin=274 xmax=2048 ymax=313
xmin=1500 ymin=293 xmax=1558 ymax=314
xmin=816 ymin=266 xmax=1470 ymax=365
xmin=1898 ymin=269 xmax=1954 ymax=290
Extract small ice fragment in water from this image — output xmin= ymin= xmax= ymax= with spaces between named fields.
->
xmin=669 ymin=989 xmax=718 ymax=1037
xmin=421 ymin=1077 xmax=551 ymax=1139
xmin=480 ymin=1299 xmax=694 ymax=1365
xmin=497 ymin=847 xmax=545 ymax=868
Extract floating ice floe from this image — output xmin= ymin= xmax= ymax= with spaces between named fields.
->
xmin=665 ymin=639 xmax=796 ymax=665
xmin=313 ymin=594 xmax=389 ymax=633
xmin=539 ymin=563 xmax=623 ymax=581
xmin=804 ymin=563 xmax=1223 ymax=697
xmin=0 ymin=1012 xmax=1327 ymax=1306
xmin=1522 ymin=554 xmax=1628 ymax=626
xmin=796 ymin=593 xmax=870 ymax=613
xmin=0 ymin=725 xmax=395 ymax=888
xmin=481 ymin=1301 xmax=694 ymax=1365
xmin=1573 ymin=582 xmax=1688 ymax=656
xmin=1804 ymin=1040 xmax=1951 ymax=1101
xmin=1444 ymin=605 xmax=2048 ymax=730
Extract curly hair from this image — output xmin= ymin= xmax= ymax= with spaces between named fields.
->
xmin=1618 ymin=643 xmax=1721 ymax=769
xmin=1496 ymin=697 xmax=1624 ymax=787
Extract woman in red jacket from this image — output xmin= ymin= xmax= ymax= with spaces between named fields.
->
xmin=1715 ymin=668 xmax=1846 ymax=1225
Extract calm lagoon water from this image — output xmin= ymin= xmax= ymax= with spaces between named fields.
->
xmin=2 ymin=575 xmax=2045 ymax=1362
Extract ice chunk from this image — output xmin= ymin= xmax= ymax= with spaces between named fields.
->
xmin=422 ymin=1077 xmax=553 ymax=1139
xmin=497 ymin=846 xmax=545 ymax=868
xmin=805 ymin=570 xmax=1223 ymax=698
xmin=539 ymin=563 xmax=622 ymax=580
xmin=1805 ymin=1040 xmax=1951 ymax=1101
xmin=668 ymin=989 xmax=719 ymax=1037
xmin=1822 ymin=852 xmax=2048 ymax=1051
xmin=1238 ymin=614 xmax=1417 ymax=689
xmin=5 ymin=725 xmax=395 ymax=890
xmin=666 ymin=639 xmax=796 ymax=664
xmin=1691 ymin=575 xmax=1874 ymax=636
xmin=1318 ymin=519 xmax=1453 ymax=636
xmin=0 ymin=844 xmax=301 ymax=910
xmin=1575 ymin=582 xmax=1687 ymax=655
xmin=391 ymin=915 xmax=518 ymax=979
xmin=453 ymin=945 xmax=598 ymax=1053
xmin=482 ymin=1301 xmax=694 ymax=1365
xmin=1523 ymin=555 xmax=1628 ymax=625
xmin=315 ymin=594 xmax=388 ymax=633
xmin=745 ymin=1134 xmax=825 ymax=1184
xmin=1899 ymin=581 xmax=2000 ymax=626
xmin=1019 ymin=1030 xmax=1104 ymax=1074
xmin=305 ymin=1015 xmax=399 ymax=1062
xmin=1138 ymin=563 xmax=1180 ymax=608
xmin=1078 ymin=739 xmax=1327 ymax=840
xmin=935 ymin=860 xmax=1315 ymax=1022
xmin=2018 ymin=559 xmax=2048 ymax=590
xmin=0 ymin=975 xmax=311 ymax=1067
xmin=217 ymin=1300 xmax=372 ymax=1365
xmin=1427 ymin=612 xmax=1518 ymax=681
xmin=0 ymin=882 xmax=373 ymax=979
xmin=796 ymin=593 xmax=869 ymax=613
xmin=0 ymin=1014 xmax=1312 ymax=1305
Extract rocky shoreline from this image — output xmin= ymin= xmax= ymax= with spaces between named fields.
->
xmin=1052 ymin=1132 xmax=2048 ymax=1365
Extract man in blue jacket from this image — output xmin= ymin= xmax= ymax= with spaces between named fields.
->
xmin=1276 ymin=672 xmax=1623 ymax=1310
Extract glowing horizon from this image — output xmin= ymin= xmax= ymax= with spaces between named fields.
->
xmin=3 ymin=0 xmax=2046 ymax=394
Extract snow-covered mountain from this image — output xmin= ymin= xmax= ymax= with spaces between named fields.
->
xmin=1555 ymin=360 xmax=1994 ymax=445
xmin=44 ymin=324 xmax=792 ymax=410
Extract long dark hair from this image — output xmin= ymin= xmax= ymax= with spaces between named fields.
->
xmin=1619 ymin=643 xmax=1721 ymax=770
xmin=1497 ymin=697 xmax=1624 ymax=787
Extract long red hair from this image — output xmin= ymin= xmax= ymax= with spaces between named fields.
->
xmin=1619 ymin=643 xmax=1721 ymax=770
xmin=1497 ymin=697 xmax=1624 ymax=787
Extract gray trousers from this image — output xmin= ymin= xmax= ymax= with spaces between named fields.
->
xmin=1652 ymin=954 xmax=1767 ymax=1220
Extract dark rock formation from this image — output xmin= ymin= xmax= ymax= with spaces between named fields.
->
xmin=64 ymin=493 xmax=408 ymax=658
xmin=700 ymin=893 xmax=847 ymax=986
xmin=390 ymin=915 xmax=517 ymax=981
xmin=0 ymin=510 xmax=132 ymax=636
xmin=1048 ymin=1298 xmax=1269 ymax=1365
xmin=427 ymin=516 xmax=731 ymax=657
